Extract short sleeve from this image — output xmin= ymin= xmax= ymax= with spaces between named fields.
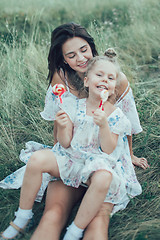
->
xmin=40 ymin=85 xmax=78 ymax=122
xmin=60 ymin=96 xmax=78 ymax=123
xmin=40 ymin=85 xmax=59 ymax=121
xmin=115 ymin=88 xmax=142 ymax=134
xmin=108 ymin=108 xmax=132 ymax=136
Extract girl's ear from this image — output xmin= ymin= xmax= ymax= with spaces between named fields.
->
xmin=84 ymin=77 xmax=89 ymax=87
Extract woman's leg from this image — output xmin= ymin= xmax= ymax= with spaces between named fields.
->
xmin=31 ymin=181 xmax=86 ymax=240
xmin=83 ymin=202 xmax=113 ymax=240
xmin=63 ymin=170 xmax=112 ymax=240
xmin=127 ymin=135 xmax=150 ymax=169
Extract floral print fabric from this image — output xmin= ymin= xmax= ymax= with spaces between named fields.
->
xmin=0 ymin=86 xmax=142 ymax=214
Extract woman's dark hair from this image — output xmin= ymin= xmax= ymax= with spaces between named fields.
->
xmin=47 ymin=22 xmax=98 ymax=91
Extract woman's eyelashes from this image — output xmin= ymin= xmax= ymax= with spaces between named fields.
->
xmin=67 ymin=47 xmax=88 ymax=59
xmin=81 ymin=46 xmax=87 ymax=53
xmin=68 ymin=54 xmax=75 ymax=59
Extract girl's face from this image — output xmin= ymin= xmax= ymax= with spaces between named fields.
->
xmin=84 ymin=60 xmax=117 ymax=99
xmin=62 ymin=37 xmax=93 ymax=74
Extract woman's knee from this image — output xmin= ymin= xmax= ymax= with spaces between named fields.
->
xmin=83 ymin=215 xmax=109 ymax=240
xmin=42 ymin=203 xmax=65 ymax=226
xmin=91 ymin=170 xmax=112 ymax=192
xmin=83 ymin=203 xmax=113 ymax=240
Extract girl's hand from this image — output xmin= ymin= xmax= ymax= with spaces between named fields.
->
xmin=55 ymin=110 xmax=70 ymax=128
xmin=93 ymin=108 xmax=107 ymax=128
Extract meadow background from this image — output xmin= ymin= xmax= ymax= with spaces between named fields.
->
xmin=0 ymin=0 xmax=160 ymax=239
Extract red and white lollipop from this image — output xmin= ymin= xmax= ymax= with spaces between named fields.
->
xmin=52 ymin=84 xmax=66 ymax=103
xmin=99 ymin=89 xmax=108 ymax=111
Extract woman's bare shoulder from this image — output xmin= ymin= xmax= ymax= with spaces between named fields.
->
xmin=50 ymin=71 xmax=65 ymax=87
xmin=104 ymin=102 xmax=116 ymax=116
xmin=119 ymin=72 xmax=128 ymax=88
xmin=116 ymin=72 xmax=129 ymax=98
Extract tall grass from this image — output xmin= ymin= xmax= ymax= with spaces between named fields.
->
xmin=0 ymin=0 xmax=160 ymax=239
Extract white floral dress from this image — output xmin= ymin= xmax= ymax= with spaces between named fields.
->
xmin=0 ymin=86 xmax=142 ymax=213
xmin=0 ymin=90 xmax=142 ymax=214
xmin=54 ymin=97 xmax=142 ymax=214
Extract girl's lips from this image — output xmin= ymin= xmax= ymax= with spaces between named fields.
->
xmin=97 ymin=85 xmax=108 ymax=90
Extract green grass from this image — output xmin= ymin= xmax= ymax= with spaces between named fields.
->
xmin=0 ymin=0 xmax=160 ymax=239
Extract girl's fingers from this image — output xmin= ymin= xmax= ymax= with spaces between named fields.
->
xmin=56 ymin=109 xmax=66 ymax=116
xmin=56 ymin=111 xmax=68 ymax=119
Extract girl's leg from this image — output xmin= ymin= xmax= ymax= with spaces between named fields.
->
xmin=74 ymin=170 xmax=112 ymax=228
xmin=31 ymin=181 xmax=86 ymax=240
xmin=1 ymin=149 xmax=60 ymax=239
xmin=63 ymin=170 xmax=112 ymax=240
xmin=127 ymin=135 xmax=150 ymax=169
xmin=83 ymin=202 xmax=113 ymax=240
xmin=20 ymin=149 xmax=60 ymax=209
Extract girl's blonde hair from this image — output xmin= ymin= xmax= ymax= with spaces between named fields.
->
xmin=84 ymin=48 xmax=121 ymax=101
xmin=85 ymin=48 xmax=121 ymax=83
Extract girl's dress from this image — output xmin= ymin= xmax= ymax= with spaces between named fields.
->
xmin=0 ymin=84 xmax=142 ymax=214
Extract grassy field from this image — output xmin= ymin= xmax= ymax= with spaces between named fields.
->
xmin=0 ymin=0 xmax=160 ymax=239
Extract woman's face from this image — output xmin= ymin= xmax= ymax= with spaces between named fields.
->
xmin=62 ymin=37 xmax=93 ymax=74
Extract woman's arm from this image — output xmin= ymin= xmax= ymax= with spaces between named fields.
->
xmin=116 ymin=72 xmax=130 ymax=101
xmin=51 ymin=71 xmax=80 ymax=97
xmin=56 ymin=110 xmax=73 ymax=148
xmin=51 ymin=71 xmax=67 ymax=87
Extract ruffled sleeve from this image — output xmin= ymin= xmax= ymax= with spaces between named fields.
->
xmin=40 ymin=85 xmax=59 ymax=121
xmin=40 ymin=85 xmax=78 ymax=122
xmin=115 ymin=88 xmax=142 ymax=134
xmin=60 ymin=96 xmax=78 ymax=123
xmin=108 ymin=108 xmax=132 ymax=136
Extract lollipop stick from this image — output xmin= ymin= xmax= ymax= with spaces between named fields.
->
xmin=99 ymin=100 xmax=103 ymax=108
xmin=99 ymin=100 xmax=104 ymax=111
xmin=99 ymin=89 xmax=108 ymax=111
xmin=59 ymin=96 xmax=63 ymax=104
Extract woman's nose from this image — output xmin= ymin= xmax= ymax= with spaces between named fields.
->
xmin=77 ymin=52 xmax=85 ymax=61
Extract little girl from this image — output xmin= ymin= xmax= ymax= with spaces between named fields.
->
xmin=60 ymin=55 xmax=142 ymax=239
xmin=1 ymin=51 xmax=142 ymax=240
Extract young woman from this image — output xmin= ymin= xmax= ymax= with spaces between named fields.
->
xmin=0 ymin=23 xmax=148 ymax=240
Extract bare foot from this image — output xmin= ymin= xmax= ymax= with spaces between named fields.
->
xmin=131 ymin=155 xmax=150 ymax=169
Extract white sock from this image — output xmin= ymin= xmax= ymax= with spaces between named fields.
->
xmin=63 ymin=221 xmax=84 ymax=240
xmin=2 ymin=207 xmax=33 ymax=239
